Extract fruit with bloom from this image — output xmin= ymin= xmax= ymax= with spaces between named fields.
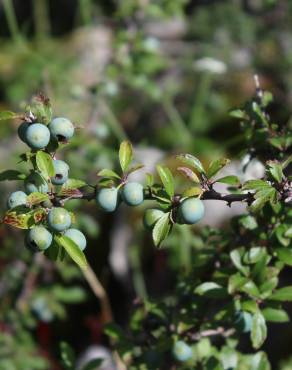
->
xmin=172 ymin=341 xmax=192 ymax=362
xmin=49 ymin=117 xmax=74 ymax=142
xmin=17 ymin=122 xmax=29 ymax=143
xmin=51 ymin=159 xmax=69 ymax=185
xmin=25 ymin=225 xmax=53 ymax=251
xmin=96 ymin=187 xmax=119 ymax=212
xmin=25 ymin=123 xmax=50 ymax=149
xmin=7 ymin=191 xmax=27 ymax=209
xmin=47 ymin=207 xmax=71 ymax=232
xmin=177 ymin=197 xmax=205 ymax=225
xmin=121 ymin=182 xmax=144 ymax=206
xmin=64 ymin=228 xmax=87 ymax=251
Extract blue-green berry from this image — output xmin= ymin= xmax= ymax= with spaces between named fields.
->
xmin=25 ymin=123 xmax=50 ymax=149
xmin=96 ymin=187 xmax=119 ymax=212
xmin=26 ymin=226 xmax=52 ymax=251
xmin=178 ymin=197 xmax=205 ymax=225
xmin=18 ymin=122 xmax=29 ymax=143
xmin=64 ymin=228 xmax=87 ymax=251
xmin=121 ymin=182 xmax=144 ymax=206
xmin=7 ymin=191 xmax=27 ymax=209
xmin=143 ymin=208 xmax=164 ymax=229
xmin=173 ymin=341 xmax=192 ymax=362
xmin=51 ymin=159 xmax=69 ymax=185
xmin=49 ymin=117 xmax=74 ymax=142
xmin=234 ymin=311 xmax=252 ymax=333
xmin=47 ymin=207 xmax=71 ymax=232
xmin=25 ymin=172 xmax=49 ymax=194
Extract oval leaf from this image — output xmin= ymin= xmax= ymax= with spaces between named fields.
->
xmin=216 ymin=175 xmax=240 ymax=186
xmin=269 ymin=286 xmax=292 ymax=301
xmin=156 ymin=165 xmax=175 ymax=198
xmin=176 ymin=154 xmax=205 ymax=175
xmin=152 ymin=212 xmax=171 ymax=248
xmin=62 ymin=178 xmax=87 ymax=190
xmin=0 ymin=170 xmax=26 ymax=181
xmin=251 ymin=311 xmax=267 ymax=349
xmin=0 ymin=111 xmax=21 ymax=121
xmin=119 ymin=141 xmax=133 ymax=173
xmin=36 ymin=151 xmax=55 ymax=179
xmin=97 ymin=169 xmax=121 ymax=179
xmin=207 ymin=158 xmax=230 ymax=179
xmin=54 ymin=234 xmax=87 ymax=269
xmin=177 ymin=166 xmax=200 ymax=183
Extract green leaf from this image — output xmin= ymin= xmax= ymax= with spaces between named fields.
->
xmin=285 ymin=227 xmax=292 ymax=238
xmin=282 ymin=155 xmax=292 ymax=170
xmin=36 ymin=151 xmax=55 ymax=179
xmin=244 ymin=248 xmax=266 ymax=264
xmin=239 ymin=215 xmax=258 ymax=230
xmin=53 ymin=286 xmax=86 ymax=304
xmin=216 ymin=175 xmax=240 ymax=186
xmin=26 ymin=192 xmax=49 ymax=206
xmin=262 ymin=91 xmax=273 ymax=107
xmin=243 ymin=180 xmax=270 ymax=191
xmin=276 ymin=248 xmax=292 ymax=266
xmin=146 ymin=172 xmax=154 ymax=187
xmin=0 ymin=111 xmax=21 ymax=121
xmin=250 ymin=187 xmax=277 ymax=212
xmin=195 ymin=282 xmax=228 ymax=298
xmin=267 ymin=160 xmax=283 ymax=183
xmin=119 ymin=141 xmax=133 ymax=173
xmin=207 ymin=158 xmax=230 ymax=179
xmin=228 ymin=274 xmax=248 ymax=294
xmin=61 ymin=178 xmax=87 ymax=190
xmin=262 ymin=308 xmax=289 ymax=323
xmin=126 ymin=164 xmax=144 ymax=175
xmin=97 ymin=169 xmax=121 ymax=179
xmin=156 ymin=165 xmax=174 ymax=198
xmin=0 ymin=170 xmax=26 ymax=181
xmin=250 ymin=351 xmax=271 ymax=370
xmin=230 ymin=249 xmax=249 ymax=276
xmin=241 ymin=280 xmax=260 ymax=298
xmin=269 ymin=286 xmax=292 ymax=301
xmin=177 ymin=166 xmax=200 ymax=183
xmin=176 ymin=153 xmax=205 ymax=175
xmin=54 ymin=234 xmax=87 ymax=269
xmin=60 ymin=341 xmax=75 ymax=370
xmin=182 ymin=186 xmax=203 ymax=198
xmin=229 ymin=109 xmax=248 ymax=119
xmin=251 ymin=311 xmax=267 ymax=349
xmin=152 ymin=212 xmax=171 ymax=247
xmin=82 ymin=359 xmax=104 ymax=370
xmin=104 ymin=322 xmax=124 ymax=341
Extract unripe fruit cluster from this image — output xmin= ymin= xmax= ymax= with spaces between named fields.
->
xmin=96 ymin=181 xmax=205 ymax=231
xmin=8 ymin=117 xmax=88 ymax=255
xmin=18 ymin=117 xmax=75 ymax=150
xmin=25 ymin=207 xmax=87 ymax=252
xmin=96 ymin=181 xmax=145 ymax=212
xmin=6 ymin=192 xmax=87 ymax=252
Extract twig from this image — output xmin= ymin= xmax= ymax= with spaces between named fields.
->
xmin=81 ymin=264 xmax=127 ymax=370
xmin=82 ymin=264 xmax=113 ymax=323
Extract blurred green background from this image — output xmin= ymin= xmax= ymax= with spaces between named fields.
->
xmin=0 ymin=0 xmax=292 ymax=369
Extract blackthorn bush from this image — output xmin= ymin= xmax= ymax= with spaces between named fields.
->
xmin=0 ymin=90 xmax=291 ymax=369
